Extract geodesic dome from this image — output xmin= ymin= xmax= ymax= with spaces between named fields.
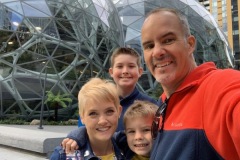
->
xmin=0 ymin=0 xmax=234 ymax=120
xmin=0 ymin=0 xmax=123 ymax=119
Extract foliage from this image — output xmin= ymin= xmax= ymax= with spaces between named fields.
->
xmin=44 ymin=91 xmax=72 ymax=108
xmin=149 ymin=83 xmax=163 ymax=100
xmin=44 ymin=91 xmax=72 ymax=121
xmin=0 ymin=118 xmax=30 ymax=125
xmin=0 ymin=118 xmax=77 ymax=125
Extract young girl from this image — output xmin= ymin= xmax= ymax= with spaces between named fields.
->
xmin=50 ymin=78 xmax=124 ymax=160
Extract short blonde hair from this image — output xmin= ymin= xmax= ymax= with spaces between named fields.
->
xmin=110 ymin=47 xmax=141 ymax=67
xmin=123 ymin=100 xmax=158 ymax=128
xmin=78 ymin=78 xmax=120 ymax=117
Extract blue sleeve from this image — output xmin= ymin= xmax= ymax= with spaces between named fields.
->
xmin=78 ymin=116 xmax=84 ymax=127
xmin=50 ymin=146 xmax=65 ymax=160
xmin=114 ymin=131 xmax=134 ymax=158
xmin=114 ymin=131 xmax=128 ymax=153
xmin=66 ymin=126 xmax=87 ymax=148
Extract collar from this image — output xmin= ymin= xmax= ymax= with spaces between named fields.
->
xmin=161 ymin=62 xmax=217 ymax=102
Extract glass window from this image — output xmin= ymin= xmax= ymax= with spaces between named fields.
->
xmin=233 ymin=30 xmax=239 ymax=35
xmin=233 ymin=16 xmax=239 ymax=22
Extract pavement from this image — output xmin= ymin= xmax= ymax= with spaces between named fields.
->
xmin=0 ymin=124 xmax=77 ymax=160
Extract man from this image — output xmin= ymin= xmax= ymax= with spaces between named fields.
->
xmin=141 ymin=8 xmax=240 ymax=159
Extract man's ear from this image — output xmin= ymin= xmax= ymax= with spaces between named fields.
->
xmin=187 ymin=35 xmax=196 ymax=54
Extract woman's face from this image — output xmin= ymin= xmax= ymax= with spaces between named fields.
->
xmin=81 ymin=100 xmax=121 ymax=143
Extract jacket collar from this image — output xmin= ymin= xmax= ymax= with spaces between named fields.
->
xmin=161 ymin=62 xmax=217 ymax=101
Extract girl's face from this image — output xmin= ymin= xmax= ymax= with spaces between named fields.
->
xmin=125 ymin=116 xmax=153 ymax=157
xmin=81 ymin=100 xmax=121 ymax=143
xmin=109 ymin=54 xmax=143 ymax=90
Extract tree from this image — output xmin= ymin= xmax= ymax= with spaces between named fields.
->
xmin=44 ymin=91 xmax=72 ymax=121
xmin=149 ymin=83 xmax=163 ymax=100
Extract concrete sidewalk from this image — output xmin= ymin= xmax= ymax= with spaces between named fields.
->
xmin=0 ymin=124 xmax=77 ymax=159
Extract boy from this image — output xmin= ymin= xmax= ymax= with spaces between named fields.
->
xmin=50 ymin=78 xmax=124 ymax=160
xmin=122 ymin=100 xmax=158 ymax=160
xmin=109 ymin=47 xmax=158 ymax=131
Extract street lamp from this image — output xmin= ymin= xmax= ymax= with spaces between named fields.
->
xmin=38 ymin=66 xmax=48 ymax=129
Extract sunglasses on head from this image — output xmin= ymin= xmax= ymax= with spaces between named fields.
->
xmin=151 ymin=99 xmax=168 ymax=139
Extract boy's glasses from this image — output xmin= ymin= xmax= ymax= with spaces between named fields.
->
xmin=151 ymin=100 xmax=168 ymax=139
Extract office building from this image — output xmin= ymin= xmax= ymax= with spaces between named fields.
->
xmin=197 ymin=0 xmax=240 ymax=69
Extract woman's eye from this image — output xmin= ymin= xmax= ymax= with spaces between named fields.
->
xmin=106 ymin=109 xmax=114 ymax=115
xmin=89 ymin=112 xmax=97 ymax=116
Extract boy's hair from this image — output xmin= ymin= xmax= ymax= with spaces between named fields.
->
xmin=146 ymin=7 xmax=191 ymax=37
xmin=123 ymin=100 xmax=158 ymax=128
xmin=110 ymin=47 xmax=142 ymax=67
xmin=78 ymin=77 xmax=120 ymax=117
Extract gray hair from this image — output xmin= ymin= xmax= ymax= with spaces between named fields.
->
xmin=146 ymin=7 xmax=191 ymax=37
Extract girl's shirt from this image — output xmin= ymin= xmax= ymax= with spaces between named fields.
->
xmin=98 ymin=152 xmax=117 ymax=160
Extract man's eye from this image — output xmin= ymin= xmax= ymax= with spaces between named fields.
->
xmin=143 ymin=44 xmax=154 ymax=50
xmin=163 ymin=38 xmax=175 ymax=45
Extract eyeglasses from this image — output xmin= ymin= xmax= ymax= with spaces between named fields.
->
xmin=151 ymin=100 xmax=168 ymax=139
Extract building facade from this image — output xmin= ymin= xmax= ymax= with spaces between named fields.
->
xmin=198 ymin=0 xmax=240 ymax=69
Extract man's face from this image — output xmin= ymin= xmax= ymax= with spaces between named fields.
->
xmin=141 ymin=11 xmax=195 ymax=89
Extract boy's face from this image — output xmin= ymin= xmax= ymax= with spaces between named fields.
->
xmin=81 ymin=100 xmax=121 ymax=144
xmin=125 ymin=116 xmax=153 ymax=157
xmin=109 ymin=54 xmax=143 ymax=89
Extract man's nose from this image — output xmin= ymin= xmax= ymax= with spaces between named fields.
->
xmin=152 ymin=43 xmax=166 ymax=58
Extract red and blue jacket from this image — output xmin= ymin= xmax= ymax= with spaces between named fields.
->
xmin=151 ymin=62 xmax=240 ymax=160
